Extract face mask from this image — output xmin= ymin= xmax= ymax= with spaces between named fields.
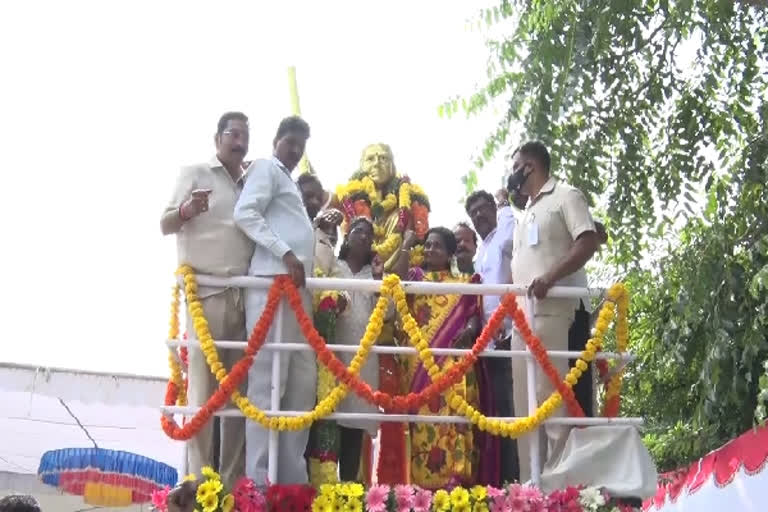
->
xmin=506 ymin=164 xmax=531 ymax=193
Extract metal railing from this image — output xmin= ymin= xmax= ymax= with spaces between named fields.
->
xmin=161 ymin=275 xmax=640 ymax=486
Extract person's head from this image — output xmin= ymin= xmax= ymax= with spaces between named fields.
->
xmin=338 ymin=217 xmax=375 ymax=264
xmin=509 ymin=141 xmax=551 ymax=197
xmin=0 ymin=495 xmax=41 ymax=512
xmin=423 ymin=226 xmax=457 ymax=272
xmin=465 ymin=190 xmax=497 ymax=240
xmin=360 ymin=143 xmax=396 ymax=187
xmin=297 ymin=173 xmax=324 ymax=221
xmin=215 ymin=111 xmax=249 ymax=169
xmin=273 ymin=116 xmax=311 ymax=171
xmin=453 ymin=222 xmax=477 ymax=271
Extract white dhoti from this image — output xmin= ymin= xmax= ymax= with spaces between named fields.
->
xmin=511 ymin=298 xmax=575 ymax=483
xmin=244 ymin=287 xmax=317 ymax=485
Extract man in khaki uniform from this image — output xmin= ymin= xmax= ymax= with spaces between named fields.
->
xmin=160 ymin=112 xmax=254 ymax=489
xmin=507 ymin=141 xmax=599 ymax=482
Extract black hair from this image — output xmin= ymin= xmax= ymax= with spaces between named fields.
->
xmin=454 ymin=221 xmax=478 ymax=245
xmin=297 ymin=173 xmax=322 ymax=189
xmin=216 ymin=111 xmax=248 ymax=136
xmin=426 ymin=226 xmax=458 ymax=256
xmin=273 ymin=116 xmax=310 ymax=147
xmin=338 ymin=217 xmax=374 ymax=265
xmin=518 ymin=140 xmax=551 ymax=171
xmin=464 ymin=190 xmax=496 ymax=214
xmin=0 ymin=495 xmax=41 ymax=512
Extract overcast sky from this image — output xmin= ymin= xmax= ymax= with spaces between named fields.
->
xmin=1 ymin=1 xmax=512 ymax=376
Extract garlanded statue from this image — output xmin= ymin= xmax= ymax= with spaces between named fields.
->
xmin=335 ymin=143 xmax=429 ymax=269
xmin=333 ymin=143 xmax=430 ymax=485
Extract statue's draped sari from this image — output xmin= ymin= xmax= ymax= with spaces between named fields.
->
xmin=401 ymin=267 xmax=500 ymax=489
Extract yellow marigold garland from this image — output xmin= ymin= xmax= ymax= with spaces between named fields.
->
xmin=390 ymin=282 xmax=626 ymax=438
xmin=603 ymin=284 xmax=629 ymax=414
xmin=179 ymin=266 xmax=393 ymax=431
xmin=337 ymin=176 xmax=428 ymax=262
xmin=372 ymin=233 xmax=402 ymax=263
xmin=170 ymin=266 xmax=629 ymax=434
xmin=168 ymin=282 xmax=187 ymax=406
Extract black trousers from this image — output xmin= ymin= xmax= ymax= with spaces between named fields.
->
xmin=486 ymin=356 xmax=520 ymax=484
xmin=568 ymin=300 xmax=594 ymax=416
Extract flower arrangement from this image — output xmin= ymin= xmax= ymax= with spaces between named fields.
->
xmin=316 ymin=483 xmax=640 ymax=512
xmin=152 ymin=478 xmax=640 ymax=512
xmin=335 ymin=174 xmax=430 ymax=263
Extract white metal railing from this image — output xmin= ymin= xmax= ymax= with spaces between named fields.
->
xmin=162 ymin=275 xmax=640 ymax=487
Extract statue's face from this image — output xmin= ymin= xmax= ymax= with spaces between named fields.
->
xmin=361 ymin=144 xmax=395 ymax=187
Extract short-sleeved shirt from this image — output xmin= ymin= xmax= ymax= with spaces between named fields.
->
xmin=165 ymin=156 xmax=254 ymax=282
xmin=512 ymin=177 xmax=595 ymax=316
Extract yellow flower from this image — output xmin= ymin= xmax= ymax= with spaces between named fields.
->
xmin=433 ymin=490 xmax=450 ymax=511
xmin=473 ymin=502 xmax=489 ymax=512
xmin=312 ymin=494 xmax=334 ymax=512
xmin=450 ymin=487 xmax=470 ymax=507
xmin=470 ymin=485 xmax=487 ymax=502
xmin=196 ymin=480 xmax=222 ymax=504
xmin=455 ymin=505 xmax=471 ymax=512
xmin=183 ymin=473 xmax=197 ymax=482
xmin=200 ymin=466 xmax=220 ymax=481
xmin=221 ymin=493 xmax=235 ymax=512
xmin=200 ymin=492 xmax=218 ymax=512
xmin=344 ymin=497 xmax=363 ymax=512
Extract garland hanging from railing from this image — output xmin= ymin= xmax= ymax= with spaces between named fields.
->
xmin=162 ymin=267 xmax=629 ymax=440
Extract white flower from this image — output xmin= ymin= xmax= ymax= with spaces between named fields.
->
xmin=578 ymin=487 xmax=606 ymax=510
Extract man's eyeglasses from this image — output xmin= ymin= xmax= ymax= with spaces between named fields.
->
xmin=222 ymin=129 xmax=249 ymax=140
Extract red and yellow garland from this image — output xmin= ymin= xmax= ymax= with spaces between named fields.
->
xmin=162 ymin=269 xmax=629 ymax=440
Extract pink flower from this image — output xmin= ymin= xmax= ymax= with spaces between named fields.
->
xmin=489 ymin=495 xmax=508 ymax=512
xmin=151 ymin=486 xmax=170 ymax=511
xmin=366 ymin=484 xmax=390 ymax=512
xmin=486 ymin=486 xmax=505 ymax=499
xmin=413 ymin=489 xmax=432 ymax=512
xmin=394 ymin=484 xmax=415 ymax=511
xmin=519 ymin=485 xmax=543 ymax=503
xmin=233 ymin=477 xmax=266 ymax=512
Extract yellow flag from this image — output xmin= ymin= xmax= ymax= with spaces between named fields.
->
xmin=287 ymin=66 xmax=311 ymax=174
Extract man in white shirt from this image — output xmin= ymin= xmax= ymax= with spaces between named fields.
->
xmin=507 ymin=141 xmax=599 ymax=483
xmin=233 ymin=116 xmax=316 ymax=485
xmin=160 ymin=112 xmax=254 ymax=489
xmin=465 ymin=189 xmax=519 ymax=483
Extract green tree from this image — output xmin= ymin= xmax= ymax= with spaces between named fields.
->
xmin=447 ymin=0 xmax=768 ymax=469
xmin=622 ymin=130 xmax=768 ymax=470
xmin=445 ymin=0 xmax=767 ymax=261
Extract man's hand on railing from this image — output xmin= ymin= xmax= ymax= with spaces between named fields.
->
xmin=528 ymin=273 xmax=555 ymax=299
xmin=282 ymin=251 xmax=306 ymax=288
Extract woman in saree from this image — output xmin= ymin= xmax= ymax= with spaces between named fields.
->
xmin=393 ymin=227 xmax=500 ymax=489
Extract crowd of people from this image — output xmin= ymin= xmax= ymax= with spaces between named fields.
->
xmin=161 ymin=111 xmax=607 ymax=491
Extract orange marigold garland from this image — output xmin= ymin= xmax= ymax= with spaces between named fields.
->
xmin=284 ymin=275 xmax=505 ymax=414
xmin=161 ymin=272 xmax=282 ymax=440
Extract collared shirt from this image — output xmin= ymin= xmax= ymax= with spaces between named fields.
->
xmin=165 ymin=156 xmax=254 ymax=283
xmin=512 ymin=177 xmax=596 ymax=316
xmin=476 ymin=205 xmax=516 ymax=329
xmin=234 ymin=158 xmax=315 ymax=276
xmin=314 ymin=227 xmax=336 ymax=277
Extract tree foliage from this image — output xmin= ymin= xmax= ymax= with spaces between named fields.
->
xmin=447 ymin=0 xmax=768 ymax=469
xmin=445 ymin=0 xmax=767 ymax=261
xmin=622 ymin=128 xmax=768 ymax=470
